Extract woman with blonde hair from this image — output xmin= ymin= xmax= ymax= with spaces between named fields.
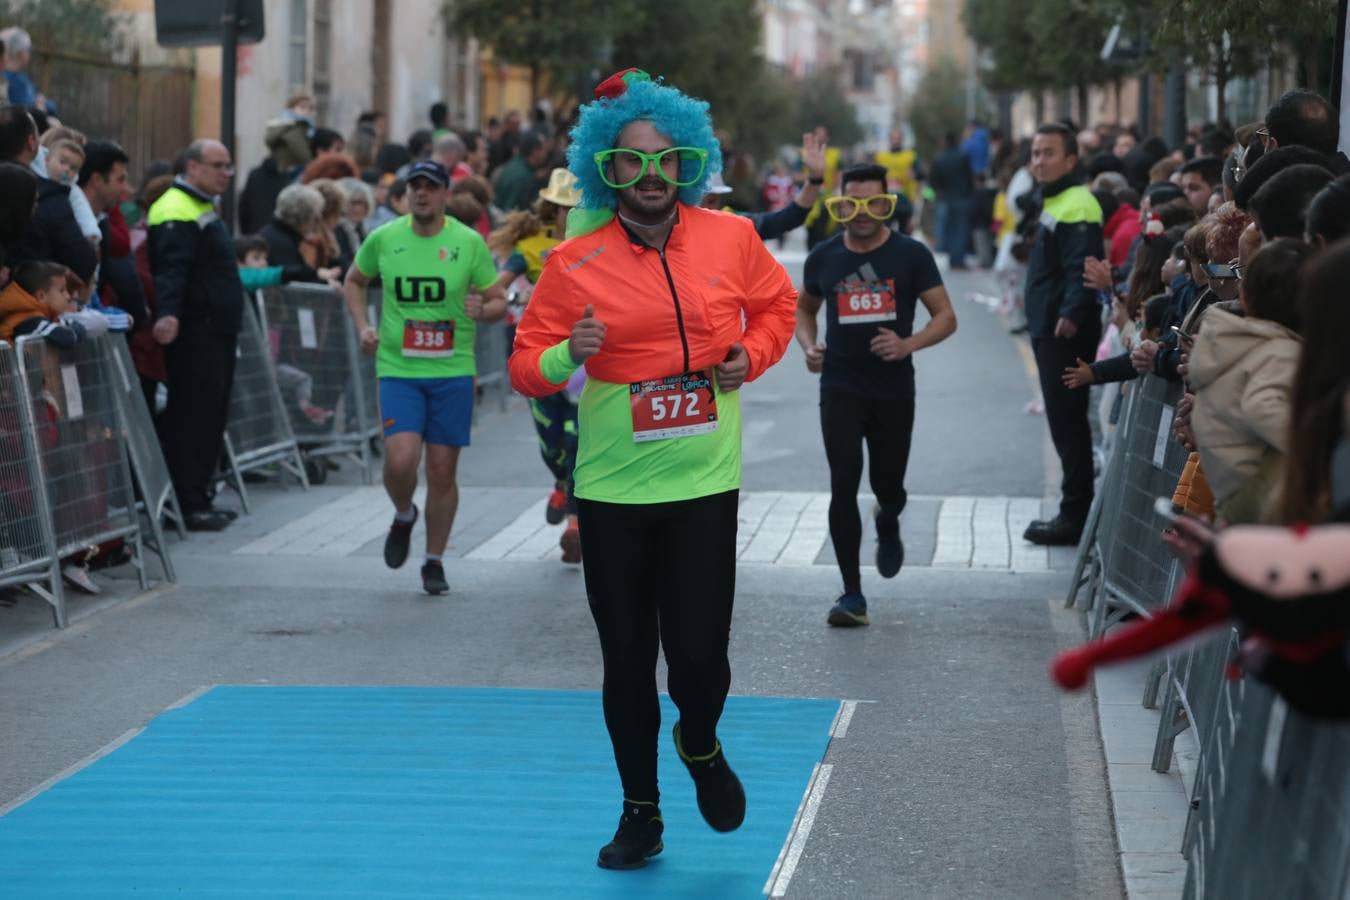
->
xmin=304 ymin=178 xmax=357 ymax=271
xmin=490 ymin=168 xmax=585 ymax=563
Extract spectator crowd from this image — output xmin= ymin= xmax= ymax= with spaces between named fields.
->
xmin=0 ymin=22 xmax=598 ymax=597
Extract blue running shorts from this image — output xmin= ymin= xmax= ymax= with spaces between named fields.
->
xmin=378 ymin=376 xmax=474 ymax=447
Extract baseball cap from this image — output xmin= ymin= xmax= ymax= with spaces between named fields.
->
xmin=406 ymin=160 xmax=449 ymax=187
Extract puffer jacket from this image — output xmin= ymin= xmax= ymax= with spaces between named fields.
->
xmin=1189 ymin=307 xmax=1301 ymax=519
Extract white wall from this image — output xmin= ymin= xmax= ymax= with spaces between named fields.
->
xmin=232 ymin=0 xmax=459 ymax=177
xmin=385 ymin=0 xmax=449 ymax=145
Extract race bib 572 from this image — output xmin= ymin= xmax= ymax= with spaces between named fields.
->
xmin=629 ymin=370 xmax=719 ymax=443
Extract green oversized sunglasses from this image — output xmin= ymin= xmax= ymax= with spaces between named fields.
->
xmin=594 ymin=146 xmax=709 ymax=189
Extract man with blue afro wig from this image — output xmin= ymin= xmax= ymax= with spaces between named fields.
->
xmin=563 ymin=68 xmax=722 ymax=236
xmin=508 ymin=69 xmax=799 ymax=871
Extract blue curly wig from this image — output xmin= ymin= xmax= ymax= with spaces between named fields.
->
xmin=566 ymin=78 xmax=722 ymax=211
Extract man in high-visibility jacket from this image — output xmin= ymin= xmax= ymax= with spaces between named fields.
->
xmin=510 ymin=69 xmax=797 ymax=871
xmin=148 ymin=139 xmax=244 ymax=532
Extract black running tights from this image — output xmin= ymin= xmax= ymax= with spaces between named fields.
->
xmin=577 ymin=490 xmax=739 ymax=804
xmin=820 ymin=388 xmax=916 ymax=595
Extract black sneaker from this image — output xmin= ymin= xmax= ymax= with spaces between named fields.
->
xmin=184 ymin=509 xmax=232 ymax=532
xmin=874 ymin=507 xmax=904 ymax=579
xmin=673 ymin=722 xmax=745 ymax=832
xmin=384 ymin=505 xmax=418 ymax=569
xmin=597 ymin=801 xmax=664 ymax=870
xmin=421 ymin=560 xmax=448 ymax=595
xmin=1022 ymin=515 xmax=1084 ymax=547
xmin=827 ymin=593 xmax=870 ymax=627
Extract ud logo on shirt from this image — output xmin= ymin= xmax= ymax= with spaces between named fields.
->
xmin=394 ymin=276 xmax=447 ymax=304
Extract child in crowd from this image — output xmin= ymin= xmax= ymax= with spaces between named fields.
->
xmin=235 ymin=236 xmax=334 ymax=426
xmin=1062 ymin=293 xmax=1170 ymax=390
xmin=264 ymin=95 xmax=318 ymax=175
xmin=41 ymin=138 xmax=83 ymax=187
xmin=0 ymin=261 xmax=112 ymax=594
xmin=235 ymin=235 xmax=337 ymax=292
xmin=38 ymin=133 xmax=100 ymax=243
xmin=0 ymin=260 xmax=99 ymax=347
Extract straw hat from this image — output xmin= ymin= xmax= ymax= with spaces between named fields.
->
xmin=539 ymin=168 xmax=582 ymax=207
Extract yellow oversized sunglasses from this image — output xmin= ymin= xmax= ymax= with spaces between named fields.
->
xmin=825 ymin=193 xmax=898 ymax=223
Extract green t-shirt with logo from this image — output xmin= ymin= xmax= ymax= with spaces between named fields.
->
xmin=355 ymin=215 xmax=498 ymax=379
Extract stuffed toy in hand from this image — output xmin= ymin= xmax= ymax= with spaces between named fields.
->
xmin=1053 ymin=519 xmax=1350 ymax=718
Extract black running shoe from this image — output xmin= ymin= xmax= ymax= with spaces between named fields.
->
xmin=674 ymin=722 xmax=745 ymax=832
xmin=421 ymin=560 xmax=448 ymax=595
xmin=874 ymin=508 xmax=904 ymax=579
xmin=384 ymin=505 xmax=418 ymax=569
xmin=828 ymin=593 xmax=870 ymax=627
xmin=597 ymin=801 xmax=664 ymax=870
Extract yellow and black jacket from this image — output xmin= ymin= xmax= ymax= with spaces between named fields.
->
xmin=147 ymin=180 xmax=244 ymax=336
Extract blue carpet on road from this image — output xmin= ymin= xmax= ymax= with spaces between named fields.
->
xmin=0 ymin=687 xmax=838 ymax=898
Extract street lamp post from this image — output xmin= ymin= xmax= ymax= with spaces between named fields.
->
xmin=220 ymin=0 xmax=239 ymax=233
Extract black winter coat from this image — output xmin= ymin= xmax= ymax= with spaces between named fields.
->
xmin=3 ymin=177 xmax=98 ymax=282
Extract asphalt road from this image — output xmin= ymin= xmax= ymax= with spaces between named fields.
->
xmin=0 ymin=235 xmax=1123 ymax=899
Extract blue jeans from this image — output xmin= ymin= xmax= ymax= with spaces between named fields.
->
xmin=938 ymin=197 xmax=972 ymax=268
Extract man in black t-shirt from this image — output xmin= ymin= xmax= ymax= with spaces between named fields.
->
xmin=797 ymin=164 xmax=958 ymax=627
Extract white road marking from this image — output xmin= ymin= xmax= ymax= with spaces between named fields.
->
xmin=778 ymin=492 xmax=831 ymax=566
xmin=465 ymin=499 xmax=549 ymax=559
xmin=1008 ymin=497 xmax=1050 ymax=572
xmin=740 ymin=491 xmax=813 ymax=563
xmin=765 ymin=762 xmax=834 ymax=897
xmin=233 ymin=486 xmax=1049 ymax=571
xmin=931 ymin=496 xmax=976 ymax=567
xmin=235 ymin=487 xmax=424 ymax=556
xmin=830 ymin=699 xmax=859 ymax=740
xmin=737 ymin=492 xmax=782 ymax=557
xmin=971 ymin=496 xmax=1012 ymax=569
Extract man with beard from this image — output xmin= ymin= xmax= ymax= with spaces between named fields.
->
xmin=509 ymin=69 xmax=797 ymax=870
xmin=342 ymin=160 xmax=507 ymax=595
xmin=796 ymin=163 xmax=958 ymax=627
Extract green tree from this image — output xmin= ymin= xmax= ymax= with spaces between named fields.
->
xmin=1149 ymin=0 xmax=1267 ymax=123
xmin=609 ymin=0 xmax=792 ymax=156
xmin=443 ymin=0 xmax=640 ymax=103
xmin=793 ymin=69 xmax=863 ymax=149
xmin=963 ymin=0 xmax=1054 ymax=94
xmin=908 ymin=57 xmax=976 ymax=161
xmin=0 ymin=0 xmax=121 ymax=55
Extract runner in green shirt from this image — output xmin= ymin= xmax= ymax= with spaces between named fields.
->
xmin=343 ymin=161 xmax=506 ymax=595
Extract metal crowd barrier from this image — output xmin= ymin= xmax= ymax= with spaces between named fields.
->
xmin=102 ymin=334 xmax=181 ymax=581
xmin=1065 ymin=367 xmax=1350 ymax=897
xmin=0 ymin=341 xmax=64 ymax=621
xmin=475 ymin=316 xmax=510 ymax=415
xmin=260 ymin=284 xmax=377 ymax=485
xmin=1182 ymin=680 xmax=1350 ymax=900
xmin=1065 ymin=375 xmax=1189 ymax=637
xmin=222 ymin=295 xmax=310 ymax=510
xmin=1096 ymin=375 xmax=1188 ymax=627
xmin=15 ymin=333 xmax=149 ymax=626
